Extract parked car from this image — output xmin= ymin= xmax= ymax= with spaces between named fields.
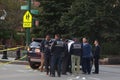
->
xmin=27 ymin=38 xmax=43 ymax=69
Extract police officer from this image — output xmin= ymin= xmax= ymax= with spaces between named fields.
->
xmin=92 ymin=40 xmax=100 ymax=74
xmin=61 ymin=37 xmax=69 ymax=75
xmin=41 ymin=35 xmax=52 ymax=75
xmin=50 ymin=34 xmax=66 ymax=77
xmin=81 ymin=37 xmax=92 ymax=74
xmin=70 ymin=38 xmax=82 ymax=75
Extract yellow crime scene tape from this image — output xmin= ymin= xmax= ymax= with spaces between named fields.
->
xmin=0 ymin=55 xmax=27 ymax=66
xmin=0 ymin=46 xmax=25 ymax=52
xmin=0 ymin=46 xmax=28 ymax=67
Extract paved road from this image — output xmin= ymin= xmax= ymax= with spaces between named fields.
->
xmin=0 ymin=64 xmax=120 ymax=80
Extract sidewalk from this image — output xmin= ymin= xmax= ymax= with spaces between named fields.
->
xmin=0 ymin=54 xmax=28 ymax=65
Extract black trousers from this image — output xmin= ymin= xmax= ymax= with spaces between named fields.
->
xmin=94 ymin=58 xmax=99 ymax=73
xmin=62 ymin=54 xmax=70 ymax=74
xmin=44 ymin=55 xmax=51 ymax=74
xmin=66 ymin=54 xmax=72 ymax=73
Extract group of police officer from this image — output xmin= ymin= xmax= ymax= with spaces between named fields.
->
xmin=40 ymin=34 xmax=100 ymax=77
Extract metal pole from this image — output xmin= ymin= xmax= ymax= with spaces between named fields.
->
xmin=28 ymin=0 xmax=31 ymax=11
xmin=26 ymin=0 xmax=31 ymax=46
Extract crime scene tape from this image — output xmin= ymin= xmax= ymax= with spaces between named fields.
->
xmin=0 ymin=54 xmax=27 ymax=66
xmin=0 ymin=46 xmax=25 ymax=52
xmin=0 ymin=46 xmax=30 ymax=68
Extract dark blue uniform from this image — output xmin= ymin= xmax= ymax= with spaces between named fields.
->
xmin=51 ymin=39 xmax=66 ymax=77
xmin=82 ymin=43 xmax=92 ymax=74
xmin=41 ymin=40 xmax=52 ymax=74
xmin=93 ymin=45 xmax=100 ymax=74
xmin=70 ymin=42 xmax=82 ymax=56
xmin=61 ymin=40 xmax=69 ymax=75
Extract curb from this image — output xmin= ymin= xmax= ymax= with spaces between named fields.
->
xmin=100 ymin=58 xmax=120 ymax=65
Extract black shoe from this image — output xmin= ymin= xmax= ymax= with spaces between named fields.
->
xmin=88 ymin=72 xmax=91 ymax=75
xmin=82 ymin=72 xmax=86 ymax=74
xmin=15 ymin=58 xmax=19 ymax=60
xmin=50 ymin=74 xmax=55 ymax=77
xmin=92 ymin=72 xmax=99 ymax=74
xmin=46 ymin=71 xmax=50 ymax=75
xmin=62 ymin=73 xmax=67 ymax=75
xmin=58 ymin=75 xmax=61 ymax=77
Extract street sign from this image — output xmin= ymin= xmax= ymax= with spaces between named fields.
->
xmin=21 ymin=5 xmax=29 ymax=10
xmin=23 ymin=11 xmax=32 ymax=28
xmin=31 ymin=10 xmax=39 ymax=15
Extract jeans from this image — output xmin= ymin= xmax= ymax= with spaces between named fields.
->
xmin=82 ymin=57 xmax=91 ymax=74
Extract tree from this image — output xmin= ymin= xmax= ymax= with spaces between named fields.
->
xmin=60 ymin=0 xmax=120 ymax=55
xmin=0 ymin=0 xmax=24 ymax=45
xmin=32 ymin=0 xmax=73 ymax=37
xmin=60 ymin=0 xmax=120 ymax=42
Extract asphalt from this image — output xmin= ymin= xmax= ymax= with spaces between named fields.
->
xmin=0 ymin=64 xmax=120 ymax=80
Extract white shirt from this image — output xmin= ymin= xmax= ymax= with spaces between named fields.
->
xmin=68 ymin=40 xmax=74 ymax=53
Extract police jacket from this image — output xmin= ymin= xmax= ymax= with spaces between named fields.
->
xmin=41 ymin=40 xmax=52 ymax=55
xmin=93 ymin=45 xmax=100 ymax=59
xmin=51 ymin=39 xmax=66 ymax=56
xmin=82 ymin=43 xmax=92 ymax=58
xmin=70 ymin=42 xmax=82 ymax=56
